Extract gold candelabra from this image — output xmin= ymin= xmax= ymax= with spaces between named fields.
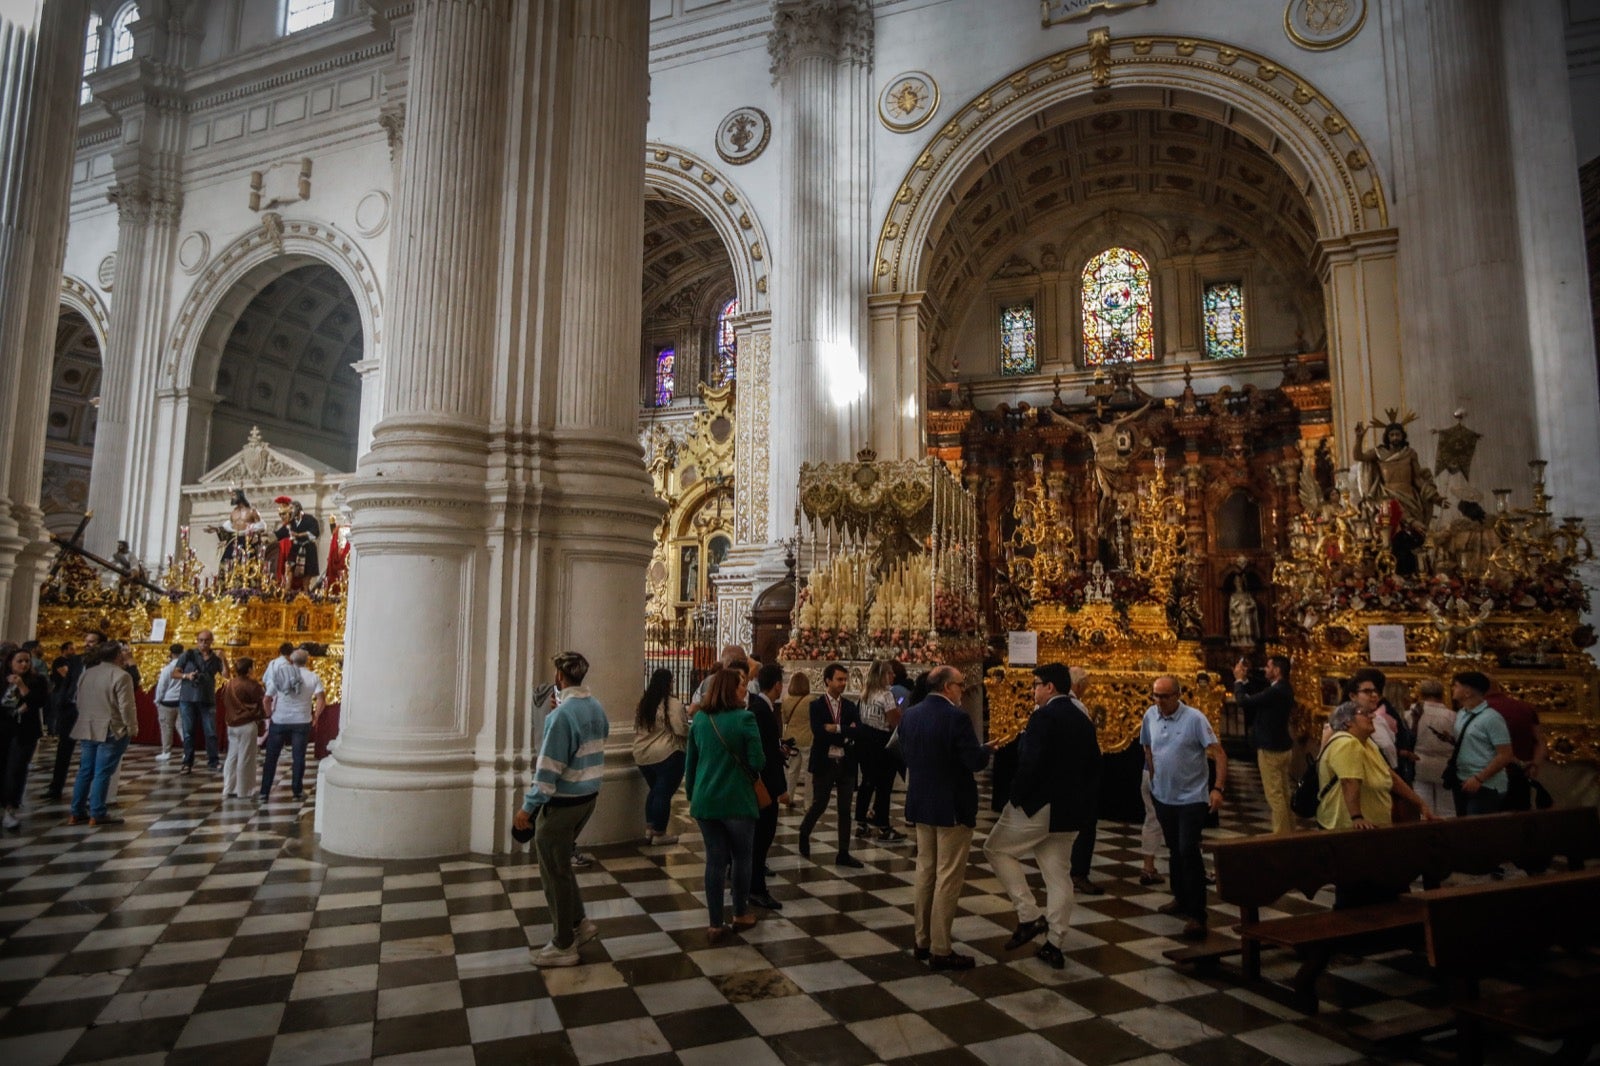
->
xmin=1009 ymin=454 xmax=1078 ymax=602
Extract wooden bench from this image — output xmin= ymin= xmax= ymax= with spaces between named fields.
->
xmin=1416 ymin=868 xmax=1600 ymax=1065
xmin=1175 ymin=807 xmax=1600 ymax=1012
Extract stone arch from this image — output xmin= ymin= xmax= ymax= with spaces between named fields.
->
xmin=644 ymin=143 xmax=771 ymax=315
xmin=874 ymin=33 xmax=1388 ymax=297
xmin=59 ymin=274 xmax=111 ymax=353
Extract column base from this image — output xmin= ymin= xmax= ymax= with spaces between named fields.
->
xmin=317 ymin=746 xmax=476 ymax=859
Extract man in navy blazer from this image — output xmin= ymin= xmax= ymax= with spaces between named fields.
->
xmin=985 ymin=661 xmax=1101 ymax=968
xmin=898 ymin=663 xmax=989 ymax=970
xmin=798 ymin=663 xmax=864 ymax=867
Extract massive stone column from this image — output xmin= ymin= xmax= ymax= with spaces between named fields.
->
xmin=0 ymin=0 xmax=89 ymax=635
xmin=767 ymin=0 xmax=874 ymax=534
xmin=1315 ymin=231 xmax=1403 ymax=463
xmin=320 ymin=0 xmax=511 ymax=858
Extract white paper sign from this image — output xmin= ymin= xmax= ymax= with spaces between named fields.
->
xmin=1367 ymin=624 xmax=1407 ymax=664
xmin=148 ymin=618 xmax=167 ymax=643
xmin=1008 ymin=631 xmax=1039 ymax=666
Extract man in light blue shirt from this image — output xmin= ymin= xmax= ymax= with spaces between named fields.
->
xmin=1450 ymin=670 xmax=1513 ymax=816
xmin=1140 ymin=675 xmax=1227 ymax=940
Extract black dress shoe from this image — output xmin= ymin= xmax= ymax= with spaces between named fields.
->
xmin=763 ymin=865 xmax=775 ymax=879
xmin=913 ymin=946 xmax=930 ymax=961
xmin=929 ymin=951 xmax=975 ymax=971
xmin=1156 ymin=900 xmax=1184 ymax=915
xmin=748 ymin=893 xmax=783 ymax=911
xmin=834 ymin=853 xmax=864 ymax=869
xmin=1003 ymin=916 xmax=1048 ymax=951
xmin=1071 ymin=875 xmax=1105 ymax=896
xmin=1035 ymin=941 xmax=1066 ymax=969
xmin=797 ymin=835 xmax=810 ymax=859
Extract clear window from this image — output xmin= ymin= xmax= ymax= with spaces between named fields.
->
xmin=999 ymin=302 xmax=1037 ymax=376
xmin=654 ymin=347 xmax=676 ymax=407
xmin=283 ymin=0 xmax=337 ymax=35
xmin=1203 ymin=281 xmax=1247 ymax=359
xmin=1081 ymin=247 xmax=1155 ymax=365
xmin=80 ymin=14 xmax=102 ymax=103
xmin=714 ymin=297 xmax=738 ymax=386
xmin=109 ymin=4 xmax=139 ymax=66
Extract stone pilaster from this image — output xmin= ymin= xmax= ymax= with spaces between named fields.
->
xmin=0 ymin=1 xmax=90 ymax=635
xmin=767 ymin=0 xmax=874 ymax=535
xmin=319 ymin=0 xmax=512 ymax=859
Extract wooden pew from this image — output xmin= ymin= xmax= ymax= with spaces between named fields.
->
xmin=1180 ymin=807 xmax=1600 ymax=1012
xmin=1416 ymin=868 xmax=1600 ymax=1065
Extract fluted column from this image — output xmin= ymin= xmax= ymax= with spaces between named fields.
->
xmin=767 ymin=0 xmax=873 ymax=534
xmin=320 ymin=0 xmax=511 ymax=859
xmin=0 ymin=1 xmax=89 ymax=634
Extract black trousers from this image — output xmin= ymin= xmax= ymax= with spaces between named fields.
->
xmin=1153 ymin=799 xmax=1209 ymax=921
xmin=853 ymin=727 xmax=895 ymax=828
xmin=750 ymin=802 xmax=779 ymax=896
xmin=799 ymin=757 xmax=857 ymax=855
xmin=1070 ymin=814 xmax=1097 ymax=878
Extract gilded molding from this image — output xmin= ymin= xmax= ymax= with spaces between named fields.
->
xmin=643 ymin=143 xmax=771 ymax=314
xmin=870 ymin=33 xmax=1388 ymax=296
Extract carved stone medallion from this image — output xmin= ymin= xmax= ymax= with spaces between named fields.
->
xmin=878 ymin=70 xmax=939 ymax=133
xmin=178 ymin=231 xmax=210 ymax=275
xmin=1284 ymin=0 xmax=1366 ymax=51
xmin=97 ymin=254 xmax=116 ymax=291
xmin=715 ymin=107 xmax=771 ymax=166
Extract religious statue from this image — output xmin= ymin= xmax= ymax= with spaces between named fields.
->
xmin=1353 ymin=409 xmax=1444 ymax=534
xmin=273 ymin=497 xmax=322 ymax=591
xmin=1083 ymin=560 xmax=1114 ymax=604
xmin=205 ymin=489 xmax=269 ymax=573
xmin=1047 ymin=400 xmax=1153 ymax=533
xmin=110 ymin=539 xmax=147 ymax=593
xmin=1426 ymin=596 xmax=1494 ymax=658
xmin=1227 ymin=574 xmax=1260 ymax=647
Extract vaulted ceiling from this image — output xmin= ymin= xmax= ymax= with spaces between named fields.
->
xmin=642 ymin=193 xmax=734 ymax=321
xmin=49 ymin=312 xmax=101 ymax=456
xmin=925 ymin=108 xmax=1321 ymax=328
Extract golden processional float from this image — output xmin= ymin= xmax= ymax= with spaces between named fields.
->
xmin=983 ymin=447 xmax=1224 ymax=750
xmin=37 ymin=524 xmax=348 ymax=704
xmin=1275 ymin=411 xmax=1599 ymax=761
xmin=778 ymin=450 xmax=985 ymax=702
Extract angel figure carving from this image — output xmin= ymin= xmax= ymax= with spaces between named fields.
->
xmin=1426 ymin=597 xmax=1494 ymax=658
xmin=1046 ymin=401 xmax=1152 ymax=532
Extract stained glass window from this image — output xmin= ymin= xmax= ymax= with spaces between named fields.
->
xmin=109 ymin=4 xmax=139 ymax=66
xmin=654 ymin=347 xmax=676 ymax=407
xmin=715 ymin=297 xmax=738 ymax=385
xmin=1203 ymin=281 xmax=1247 ymax=359
xmin=81 ymin=14 xmax=101 ymax=103
xmin=1081 ymin=247 xmax=1155 ymax=365
xmin=999 ymin=302 xmax=1037 ymax=376
xmin=283 ymin=0 xmax=337 ymax=35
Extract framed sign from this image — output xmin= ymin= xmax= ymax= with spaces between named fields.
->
xmin=1041 ymin=0 xmax=1153 ymax=26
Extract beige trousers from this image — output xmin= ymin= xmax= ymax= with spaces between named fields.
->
xmin=983 ymin=802 xmax=1077 ymax=948
xmin=1257 ymin=748 xmax=1295 ymax=835
xmin=914 ymin=823 xmax=973 ymax=956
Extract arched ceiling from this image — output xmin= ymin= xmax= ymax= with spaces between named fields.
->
xmin=643 ymin=193 xmax=735 ymax=320
xmin=48 ymin=312 xmax=101 ymax=454
xmin=210 ymin=263 xmax=362 ymax=472
xmin=926 ymin=108 xmax=1320 ymax=326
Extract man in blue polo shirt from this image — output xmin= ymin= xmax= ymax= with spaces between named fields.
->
xmin=1450 ymin=670 xmax=1513 ymax=816
xmin=1140 ymin=675 xmax=1227 ymax=941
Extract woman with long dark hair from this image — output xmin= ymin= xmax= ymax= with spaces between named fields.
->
xmin=684 ymin=668 xmax=765 ymax=942
xmin=633 ymin=668 xmax=687 ymax=844
xmin=0 ymin=645 xmax=48 ymax=830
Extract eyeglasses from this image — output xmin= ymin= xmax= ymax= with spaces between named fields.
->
xmin=1354 ymin=686 xmax=1378 ymax=695
xmin=1353 ymin=709 xmax=1375 ymax=718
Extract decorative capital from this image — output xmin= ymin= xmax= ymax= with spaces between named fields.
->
xmin=107 ymin=177 xmax=181 ymax=226
xmin=378 ymin=102 xmax=406 ymax=161
xmin=768 ymin=0 xmax=874 ymax=79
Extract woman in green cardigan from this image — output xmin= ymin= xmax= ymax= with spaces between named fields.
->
xmin=685 ymin=667 xmax=766 ymax=942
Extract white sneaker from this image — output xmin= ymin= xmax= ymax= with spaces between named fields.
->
xmin=155 ymin=752 xmax=171 ymax=761
xmin=646 ymin=831 xmax=680 ymax=846
xmin=573 ymin=918 xmax=600 ymax=947
xmin=530 ymin=942 xmax=580 ymax=967
xmin=2 ymin=811 xmax=19 ymax=829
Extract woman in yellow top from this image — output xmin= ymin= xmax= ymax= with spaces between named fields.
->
xmin=1318 ymin=669 xmax=1435 ymax=831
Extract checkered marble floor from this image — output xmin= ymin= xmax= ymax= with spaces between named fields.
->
xmin=0 ymin=741 xmax=1588 ymax=1065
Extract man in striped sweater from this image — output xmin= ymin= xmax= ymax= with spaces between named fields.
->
xmin=515 ymin=651 xmax=610 ymax=967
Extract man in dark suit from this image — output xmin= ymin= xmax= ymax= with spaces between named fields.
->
xmin=1233 ymin=654 xmax=1295 ymax=834
xmin=985 ymin=661 xmax=1101 ymax=969
xmin=798 ymin=662 xmax=863 ymax=867
xmin=898 ymin=663 xmax=989 ymax=970
xmin=747 ymin=663 xmax=789 ymax=909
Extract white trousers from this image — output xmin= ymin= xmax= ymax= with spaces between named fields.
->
xmin=1412 ymin=779 xmax=1455 ymax=818
xmin=222 ymin=724 xmax=259 ymax=798
xmin=156 ymin=704 xmax=185 ymax=754
xmin=983 ymin=801 xmax=1076 ymax=948
xmin=1139 ymin=769 xmax=1164 ymax=857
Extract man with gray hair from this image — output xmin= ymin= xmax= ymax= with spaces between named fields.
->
xmin=261 ymin=648 xmax=325 ymax=803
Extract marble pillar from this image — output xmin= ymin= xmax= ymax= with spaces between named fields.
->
xmin=767 ymin=0 xmax=874 ymax=535
xmin=0 ymin=0 xmax=89 ymax=635
xmin=1315 ymin=230 xmax=1403 ymax=463
xmin=320 ymin=0 xmax=512 ymax=859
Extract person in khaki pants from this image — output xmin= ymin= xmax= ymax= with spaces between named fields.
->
xmin=1233 ymin=654 xmax=1296 ymax=834
xmin=894 ymin=664 xmax=989 ymax=971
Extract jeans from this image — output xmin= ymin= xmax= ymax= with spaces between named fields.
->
xmin=261 ymin=722 xmax=311 ymax=798
xmin=181 ymin=702 xmax=218 ymax=768
xmin=1454 ymin=785 xmax=1504 ymax=817
xmin=1153 ymin=798 xmax=1210 ymax=922
xmin=697 ymin=816 xmax=755 ymax=926
xmin=535 ymin=798 xmax=596 ymax=949
xmin=637 ymin=750 xmax=685 ymax=833
xmin=853 ymin=726 xmax=895 ymax=828
xmin=799 ymin=756 xmax=857 ymax=855
xmin=70 ymin=735 xmax=129 ymax=819
xmin=750 ymin=802 xmax=778 ymax=896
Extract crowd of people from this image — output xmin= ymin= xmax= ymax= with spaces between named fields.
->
xmin=515 ymin=644 xmax=1557 ymax=972
xmin=0 ymin=630 xmax=329 ymax=832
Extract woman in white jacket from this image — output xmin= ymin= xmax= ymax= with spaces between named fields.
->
xmin=1407 ymin=678 xmax=1459 ymax=816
